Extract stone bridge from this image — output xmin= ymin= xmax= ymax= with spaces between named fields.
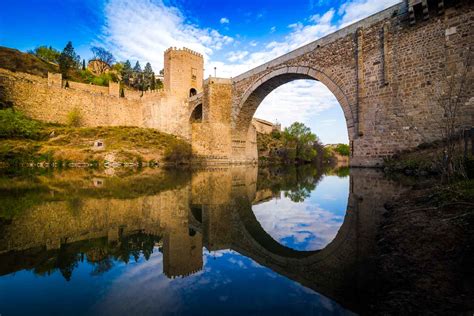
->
xmin=190 ymin=0 xmax=473 ymax=166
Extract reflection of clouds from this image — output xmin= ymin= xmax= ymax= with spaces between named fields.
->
xmin=252 ymin=176 xmax=348 ymax=251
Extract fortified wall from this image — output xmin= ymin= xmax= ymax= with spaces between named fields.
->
xmin=0 ymin=47 xmax=204 ymax=140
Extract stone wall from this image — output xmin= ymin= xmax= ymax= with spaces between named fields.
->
xmin=252 ymin=118 xmax=279 ymax=134
xmin=0 ymin=69 xmax=144 ymax=127
xmin=0 ymin=68 xmax=194 ymax=140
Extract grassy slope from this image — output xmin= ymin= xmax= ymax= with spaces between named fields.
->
xmin=0 ymin=121 xmax=191 ymax=166
xmin=0 ymin=46 xmax=58 ymax=77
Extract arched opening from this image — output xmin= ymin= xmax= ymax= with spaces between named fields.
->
xmin=233 ymin=66 xmax=355 ymax=161
xmin=189 ymin=88 xmax=197 ymax=97
xmin=190 ymin=104 xmax=203 ymax=123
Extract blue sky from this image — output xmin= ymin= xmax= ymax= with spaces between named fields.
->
xmin=0 ymin=0 xmax=400 ymax=144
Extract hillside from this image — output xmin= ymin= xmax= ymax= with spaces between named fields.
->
xmin=0 ymin=109 xmax=192 ymax=167
xmin=0 ymin=46 xmax=58 ymax=77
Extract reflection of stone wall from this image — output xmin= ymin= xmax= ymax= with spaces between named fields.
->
xmin=0 ymin=189 xmax=187 ymax=254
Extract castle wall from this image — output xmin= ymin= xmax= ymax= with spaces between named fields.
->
xmin=0 ymin=69 xmax=144 ymax=127
xmin=0 ymin=68 xmax=194 ymax=140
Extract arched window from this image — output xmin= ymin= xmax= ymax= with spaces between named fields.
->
xmin=190 ymin=104 xmax=203 ymax=123
xmin=189 ymin=88 xmax=197 ymax=97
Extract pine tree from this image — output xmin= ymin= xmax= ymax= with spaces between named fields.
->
xmin=133 ymin=61 xmax=142 ymax=73
xmin=122 ymin=60 xmax=133 ymax=85
xmin=143 ymin=62 xmax=154 ymax=91
xmin=132 ymin=61 xmax=142 ymax=90
xmin=58 ymin=41 xmax=80 ymax=78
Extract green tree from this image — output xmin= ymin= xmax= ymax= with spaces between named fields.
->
xmin=132 ymin=61 xmax=142 ymax=90
xmin=121 ymin=60 xmax=133 ymax=85
xmin=58 ymin=41 xmax=80 ymax=78
xmin=282 ymin=122 xmax=318 ymax=162
xmin=143 ymin=62 xmax=154 ymax=90
xmin=29 ymin=45 xmax=61 ymax=63
xmin=334 ymin=143 xmax=350 ymax=156
xmin=133 ymin=61 xmax=142 ymax=73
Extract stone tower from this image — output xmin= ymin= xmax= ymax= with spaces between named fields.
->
xmin=164 ymin=47 xmax=204 ymax=99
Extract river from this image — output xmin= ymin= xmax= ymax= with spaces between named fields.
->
xmin=0 ymin=165 xmax=409 ymax=315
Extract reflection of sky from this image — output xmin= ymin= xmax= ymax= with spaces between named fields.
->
xmin=252 ymin=175 xmax=349 ymax=251
xmin=0 ymin=248 xmax=354 ymax=315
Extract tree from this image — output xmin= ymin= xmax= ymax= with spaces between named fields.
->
xmin=58 ymin=41 xmax=80 ymax=78
xmin=133 ymin=61 xmax=142 ymax=73
xmin=143 ymin=62 xmax=154 ymax=91
xmin=90 ymin=46 xmax=115 ymax=74
xmin=334 ymin=144 xmax=350 ymax=156
xmin=282 ymin=122 xmax=318 ymax=162
xmin=121 ymin=60 xmax=133 ymax=85
xmin=132 ymin=61 xmax=142 ymax=90
xmin=28 ymin=45 xmax=60 ymax=63
xmin=82 ymin=59 xmax=86 ymax=70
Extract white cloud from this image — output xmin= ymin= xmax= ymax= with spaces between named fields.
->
xmin=219 ymin=17 xmax=229 ymax=24
xmin=270 ymin=26 xmax=276 ymax=33
xmin=339 ymin=0 xmax=400 ymax=27
xmin=249 ymin=40 xmax=258 ymax=47
xmin=100 ymin=0 xmax=233 ymax=71
xmin=252 ymin=175 xmax=349 ymax=251
xmin=254 ymin=80 xmax=339 ymax=130
xmin=227 ymin=50 xmax=249 ymax=62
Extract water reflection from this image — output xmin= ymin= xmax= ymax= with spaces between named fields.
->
xmin=0 ymin=165 xmax=406 ymax=315
xmin=253 ymin=167 xmax=349 ymax=251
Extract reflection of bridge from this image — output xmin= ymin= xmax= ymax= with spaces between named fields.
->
xmin=0 ymin=167 xmax=407 ymax=312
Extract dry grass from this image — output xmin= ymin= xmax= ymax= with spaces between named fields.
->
xmin=0 ymin=46 xmax=58 ymax=77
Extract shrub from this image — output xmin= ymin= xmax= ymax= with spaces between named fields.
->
xmin=163 ymin=141 xmax=192 ymax=163
xmin=67 ymin=109 xmax=82 ymax=127
xmin=334 ymin=143 xmax=350 ymax=156
xmin=0 ymin=109 xmax=41 ymax=139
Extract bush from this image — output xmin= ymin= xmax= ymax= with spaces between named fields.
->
xmin=67 ymin=109 xmax=82 ymax=127
xmin=0 ymin=109 xmax=41 ymax=139
xmin=163 ymin=141 xmax=192 ymax=163
xmin=334 ymin=143 xmax=350 ymax=156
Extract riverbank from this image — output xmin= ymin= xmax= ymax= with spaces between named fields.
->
xmin=370 ymin=144 xmax=474 ymax=314
xmin=0 ymin=109 xmax=192 ymax=167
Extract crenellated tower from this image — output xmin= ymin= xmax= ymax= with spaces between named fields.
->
xmin=164 ymin=47 xmax=204 ymax=99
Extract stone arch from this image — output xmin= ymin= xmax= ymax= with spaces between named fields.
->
xmin=190 ymin=103 xmax=203 ymax=123
xmin=234 ymin=189 xmax=355 ymax=265
xmin=233 ymin=66 xmax=356 ymax=141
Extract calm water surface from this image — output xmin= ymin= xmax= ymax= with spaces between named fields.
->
xmin=0 ymin=165 xmax=405 ymax=315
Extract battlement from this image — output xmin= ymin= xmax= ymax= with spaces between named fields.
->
xmin=164 ymin=46 xmax=204 ymax=98
xmin=164 ymin=47 xmax=203 ymax=58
